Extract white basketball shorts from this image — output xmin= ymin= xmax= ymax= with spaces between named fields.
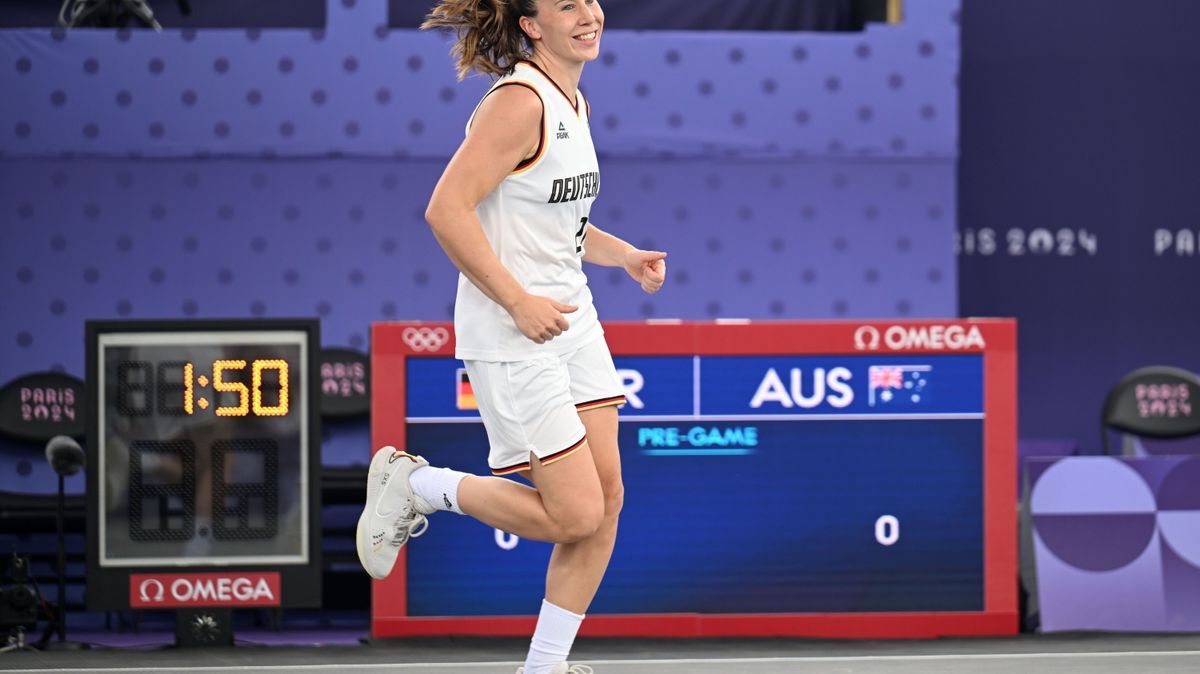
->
xmin=463 ymin=336 xmax=626 ymax=476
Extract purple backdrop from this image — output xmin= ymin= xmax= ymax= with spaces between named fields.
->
xmin=959 ymin=0 xmax=1200 ymax=453
xmin=0 ymin=0 xmax=960 ymax=488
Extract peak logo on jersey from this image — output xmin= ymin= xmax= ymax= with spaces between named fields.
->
xmin=556 ymin=121 xmax=570 ymax=140
xmin=548 ymin=172 xmax=600 ymax=204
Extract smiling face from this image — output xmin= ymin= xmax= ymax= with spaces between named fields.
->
xmin=521 ymin=0 xmax=604 ymax=66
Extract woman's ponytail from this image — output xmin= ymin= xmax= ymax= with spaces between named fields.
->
xmin=422 ymin=0 xmax=538 ymax=80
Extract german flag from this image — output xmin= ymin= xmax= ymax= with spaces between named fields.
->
xmin=456 ymin=368 xmax=477 ymax=410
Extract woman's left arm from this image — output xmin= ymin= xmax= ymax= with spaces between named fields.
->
xmin=582 ymin=223 xmax=667 ymax=294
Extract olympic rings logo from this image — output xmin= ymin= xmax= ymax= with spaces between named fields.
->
xmin=401 ymin=327 xmax=450 ymax=352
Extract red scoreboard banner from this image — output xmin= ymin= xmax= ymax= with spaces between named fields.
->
xmin=370 ymin=319 xmax=1018 ymax=639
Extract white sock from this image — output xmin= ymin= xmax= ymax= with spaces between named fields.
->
xmin=523 ymin=599 xmax=584 ymax=674
xmin=409 ymin=465 xmax=468 ymax=514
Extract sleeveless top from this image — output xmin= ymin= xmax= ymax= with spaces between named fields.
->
xmin=453 ymin=60 xmax=603 ymax=362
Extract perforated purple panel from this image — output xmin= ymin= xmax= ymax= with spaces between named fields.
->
xmin=0 ymin=156 xmax=952 ymax=341
xmin=0 ymin=1 xmax=958 ymax=158
xmin=0 ymin=0 xmax=960 ymax=478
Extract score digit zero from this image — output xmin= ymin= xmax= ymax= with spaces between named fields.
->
xmin=875 ymin=515 xmax=900 ymax=546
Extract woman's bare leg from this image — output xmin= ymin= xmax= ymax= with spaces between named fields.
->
xmin=536 ymin=405 xmax=622 ymax=614
xmin=457 ymin=444 xmax=605 ymax=545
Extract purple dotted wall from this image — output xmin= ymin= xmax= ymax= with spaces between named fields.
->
xmin=1 ymin=2 xmax=957 ymax=158
xmin=1 ymin=156 xmax=951 ymax=331
xmin=1 ymin=0 xmax=960 ymax=479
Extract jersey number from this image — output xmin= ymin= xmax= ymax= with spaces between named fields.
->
xmin=575 ymin=217 xmax=589 ymax=254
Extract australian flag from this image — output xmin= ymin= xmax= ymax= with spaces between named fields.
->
xmin=869 ymin=365 xmax=932 ymax=407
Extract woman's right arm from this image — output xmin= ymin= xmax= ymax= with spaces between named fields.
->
xmin=425 ymin=86 xmax=576 ymax=344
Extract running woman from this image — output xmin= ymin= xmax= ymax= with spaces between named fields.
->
xmin=357 ymin=1 xmax=667 ymax=673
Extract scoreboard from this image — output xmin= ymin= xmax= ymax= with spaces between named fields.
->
xmin=86 ymin=319 xmax=322 ymax=610
xmin=371 ymin=320 xmax=1016 ymax=638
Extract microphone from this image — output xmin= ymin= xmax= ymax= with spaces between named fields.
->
xmin=45 ymin=435 xmax=85 ymax=477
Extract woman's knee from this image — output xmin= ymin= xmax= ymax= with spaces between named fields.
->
xmin=560 ymin=480 xmax=622 ymax=544
xmin=602 ymin=478 xmax=624 ymax=521
xmin=551 ymin=495 xmax=606 ymax=543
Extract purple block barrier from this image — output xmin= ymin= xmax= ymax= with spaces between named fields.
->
xmin=1029 ymin=456 xmax=1200 ymax=632
xmin=1018 ymin=438 xmax=1081 ymax=499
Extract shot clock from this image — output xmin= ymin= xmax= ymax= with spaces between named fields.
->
xmin=86 ymin=320 xmax=322 ymax=610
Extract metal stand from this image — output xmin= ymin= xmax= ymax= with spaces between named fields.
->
xmin=37 ymin=475 xmax=89 ymax=651
xmin=57 ymin=473 xmax=67 ymax=642
xmin=0 ymin=627 xmax=38 ymax=654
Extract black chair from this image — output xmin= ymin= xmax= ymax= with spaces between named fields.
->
xmin=1101 ymin=366 xmax=1200 ymax=455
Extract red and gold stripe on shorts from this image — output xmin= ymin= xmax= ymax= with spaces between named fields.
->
xmin=539 ymin=435 xmax=588 ymax=467
xmin=491 ymin=459 xmax=532 ymax=476
xmin=490 ymin=432 xmax=593 ymax=476
xmin=575 ymin=395 xmax=627 ymax=412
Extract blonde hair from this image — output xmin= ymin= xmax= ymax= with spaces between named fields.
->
xmin=421 ymin=0 xmax=539 ymax=80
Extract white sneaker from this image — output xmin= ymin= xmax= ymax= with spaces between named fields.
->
xmin=356 ymin=447 xmax=435 ymax=580
xmin=516 ymin=664 xmax=593 ymax=674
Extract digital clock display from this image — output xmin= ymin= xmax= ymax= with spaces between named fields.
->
xmin=96 ymin=330 xmax=310 ymax=567
xmin=113 ymin=358 xmax=290 ymax=418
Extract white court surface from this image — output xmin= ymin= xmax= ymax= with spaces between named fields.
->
xmin=5 ymin=635 xmax=1200 ymax=674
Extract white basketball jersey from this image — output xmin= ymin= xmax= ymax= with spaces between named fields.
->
xmin=453 ymin=60 xmax=602 ymax=362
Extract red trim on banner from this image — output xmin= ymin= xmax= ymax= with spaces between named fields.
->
xmin=982 ymin=321 xmax=1018 ymax=616
xmin=601 ymin=322 xmax=698 ymax=355
xmin=370 ymin=322 xmax=459 ymax=633
xmin=372 ymin=612 xmax=1017 ymax=639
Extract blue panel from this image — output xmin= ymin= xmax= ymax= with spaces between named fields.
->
xmin=406 ymin=355 xmax=697 ymax=419
xmin=407 ymin=354 xmax=982 ymax=419
xmin=611 ymin=356 xmax=695 ymax=417
xmin=407 ymin=416 xmax=984 ymax=615
xmin=404 ymin=350 xmax=985 ymax=615
xmin=699 ymin=355 xmax=983 ymax=416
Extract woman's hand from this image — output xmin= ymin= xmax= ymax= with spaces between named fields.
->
xmin=507 ymin=293 xmax=578 ymax=344
xmin=624 ymin=250 xmax=667 ymax=294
